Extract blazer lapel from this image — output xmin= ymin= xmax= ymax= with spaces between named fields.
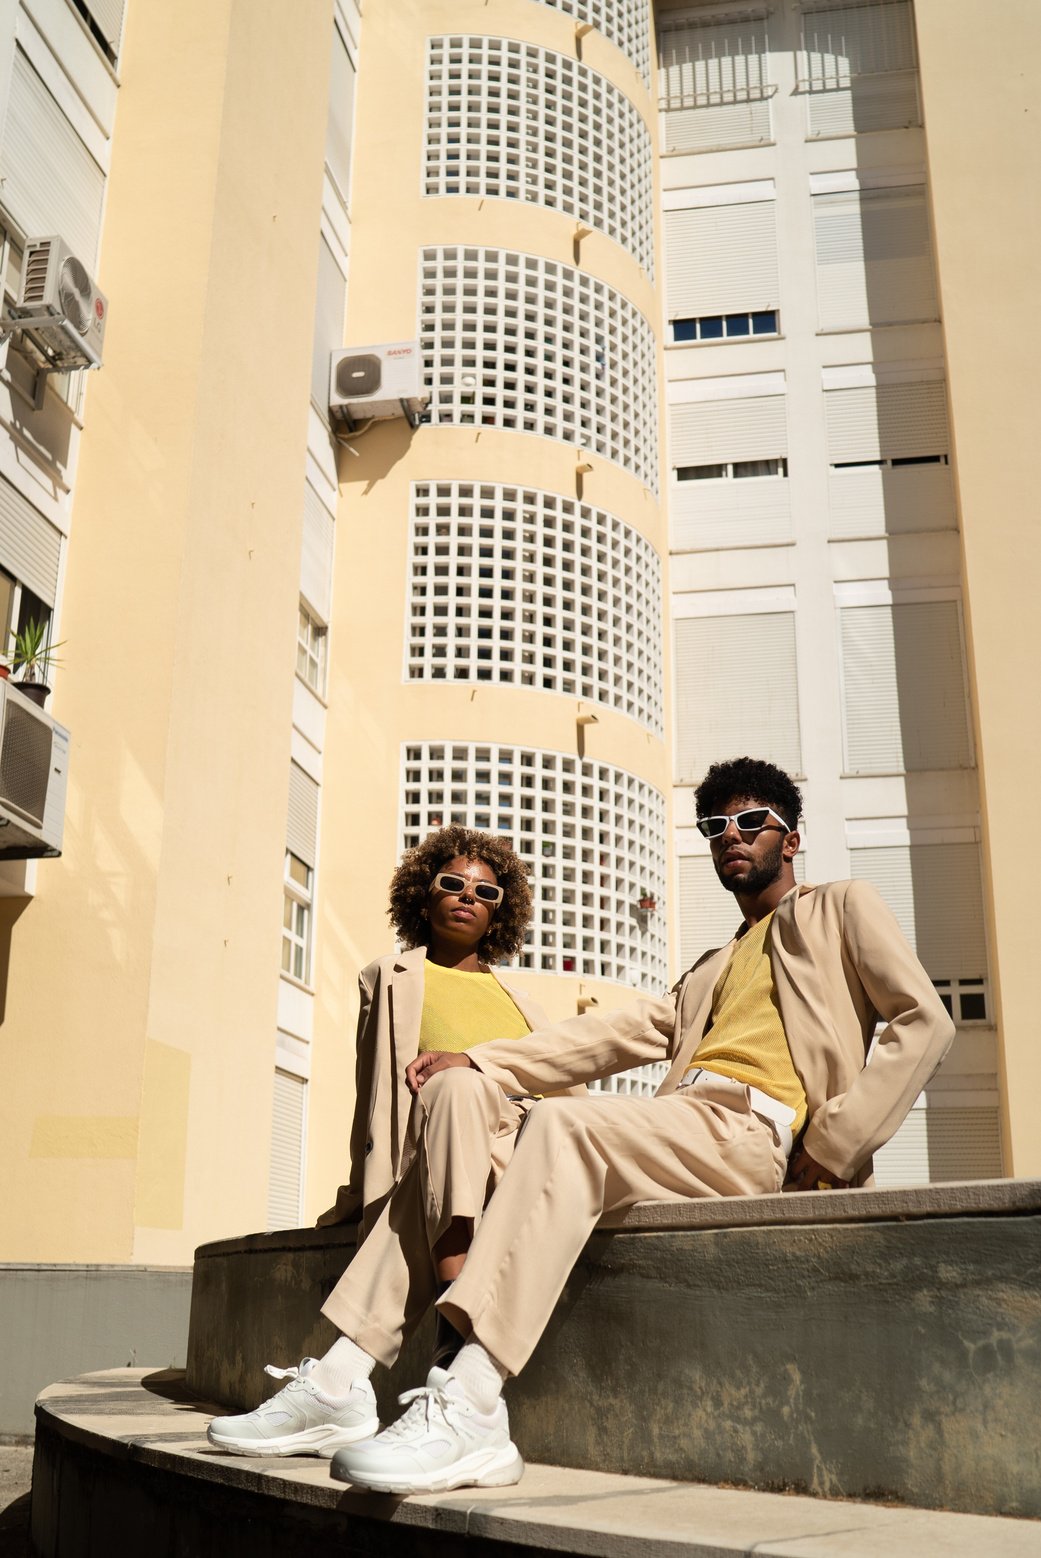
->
xmin=769 ymin=882 xmax=846 ymax=1112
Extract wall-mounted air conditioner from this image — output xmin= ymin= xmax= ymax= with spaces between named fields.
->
xmin=0 ymin=682 xmax=69 ymax=859
xmin=329 ymin=341 xmax=428 ymax=428
xmin=4 ymin=235 xmax=108 ymax=371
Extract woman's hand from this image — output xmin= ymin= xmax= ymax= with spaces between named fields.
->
xmin=406 ymin=1050 xmax=475 ymax=1096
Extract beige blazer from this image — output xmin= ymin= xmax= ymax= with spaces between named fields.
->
xmin=468 ymin=880 xmax=955 ymax=1184
xmin=317 ymin=945 xmax=551 ymax=1230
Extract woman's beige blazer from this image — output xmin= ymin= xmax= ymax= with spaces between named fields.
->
xmin=317 ymin=944 xmax=549 ymax=1230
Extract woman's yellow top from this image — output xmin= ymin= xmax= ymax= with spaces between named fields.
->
xmin=418 ymin=959 xmax=531 ymax=1054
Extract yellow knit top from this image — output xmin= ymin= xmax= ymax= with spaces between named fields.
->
xmin=417 ymin=959 xmax=531 ymax=1054
xmin=691 ymin=910 xmax=808 ymax=1133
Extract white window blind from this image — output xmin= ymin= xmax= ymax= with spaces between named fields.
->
xmin=873 ymin=1104 xmax=1002 ymax=1187
xmin=671 ymin=395 xmax=787 ymax=467
xmin=311 ymin=236 xmax=346 ymax=410
xmin=301 ymin=483 xmax=334 ymax=624
xmin=1 ymin=48 xmax=106 ymax=266
xmin=825 ymin=381 xmax=948 ymax=463
xmin=671 ymin=476 xmax=791 ymax=553
xmin=801 ymin=1 xmax=916 ymax=86
xmin=814 ymin=187 xmax=937 ymax=331
xmin=658 ymin=14 xmax=772 ymax=152
xmin=267 ymin=1068 xmax=306 ymax=1231
xmin=665 ymin=203 xmax=778 ymax=320
xmin=828 ymin=464 xmax=954 ymax=539
xmin=850 ymin=842 xmax=987 ymax=981
xmin=840 ymin=601 xmax=972 ymax=773
xmin=287 ymin=762 xmax=319 ymax=868
xmin=326 ymin=26 xmax=357 ymax=205
xmin=0 ymin=476 xmax=60 ymax=606
xmin=674 ymin=612 xmax=801 ymax=783
xmin=84 ymin=0 xmax=126 ymax=53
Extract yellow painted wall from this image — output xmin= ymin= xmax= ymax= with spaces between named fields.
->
xmin=0 ymin=0 xmax=331 ymax=1261
xmin=915 ymin=0 xmax=1041 ymax=1173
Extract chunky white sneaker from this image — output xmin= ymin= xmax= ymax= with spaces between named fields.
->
xmin=207 ymin=1358 xmax=379 ymax=1458
xmin=329 ymin=1366 xmax=523 ymax=1494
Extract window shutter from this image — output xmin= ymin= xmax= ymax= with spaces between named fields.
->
xmin=1 ymin=49 xmax=106 ymax=266
xmin=814 ymin=187 xmax=937 ymax=330
xmin=670 ymin=395 xmax=787 ymax=467
xmin=311 ymin=235 xmax=347 ymax=409
xmin=674 ymin=612 xmax=802 ymax=783
xmin=326 ymin=27 xmax=356 ymax=203
xmin=287 ymin=763 xmax=319 ymax=867
xmin=665 ymin=203 xmax=778 ymax=319
xmin=267 ymin=1068 xmax=306 ymax=1230
xmin=849 ymin=842 xmax=987 ymax=980
xmin=873 ymin=1105 xmax=1003 ymax=1187
xmin=84 ymin=0 xmax=126 ymax=52
xmin=827 ymin=464 xmax=955 ymax=539
xmin=301 ymin=483 xmax=334 ymax=623
xmin=825 ymin=381 xmax=948 ymax=463
xmin=840 ymin=601 xmax=972 ymax=773
xmin=671 ymin=477 xmax=791 ymax=552
xmin=802 ymin=1 xmax=916 ymax=85
xmin=658 ymin=13 xmax=771 ymax=151
xmin=0 ymin=476 xmax=61 ymax=606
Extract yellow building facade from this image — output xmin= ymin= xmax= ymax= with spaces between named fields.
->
xmin=0 ymin=0 xmax=1038 ymax=1272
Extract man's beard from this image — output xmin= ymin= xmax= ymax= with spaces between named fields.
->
xmin=715 ymin=834 xmax=785 ymax=896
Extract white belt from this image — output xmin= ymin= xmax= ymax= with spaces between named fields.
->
xmin=678 ymin=1066 xmax=796 ymax=1157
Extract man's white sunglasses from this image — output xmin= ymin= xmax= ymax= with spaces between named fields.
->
xmin=430 ymin=871 xmax=504 ymax=906
xmin=695 ymin=806 xmax=792 ymax=840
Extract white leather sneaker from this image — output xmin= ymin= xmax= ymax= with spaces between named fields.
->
xmin=329 ymin=1366 xmax=524 ymax=1494
xmin=207 ymin=1358 xmax=379 ymax=1457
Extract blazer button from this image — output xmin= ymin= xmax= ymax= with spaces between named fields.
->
xmin=365 ymin=1139 xmax=373 ymax=1155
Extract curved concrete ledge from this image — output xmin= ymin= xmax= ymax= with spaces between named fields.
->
xmin=30 ymin=1370 xmax=1041 ymax=1557
xmin=187 ymin=1179 xmax=1041 ymax=1519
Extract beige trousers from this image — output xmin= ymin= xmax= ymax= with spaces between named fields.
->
xmin=322 ymin=1066 xmax=787 ymax=1377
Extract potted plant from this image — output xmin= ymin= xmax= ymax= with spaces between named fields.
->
xmin=10 ymin=616 xmax=64 ymax=708
xmin=637 ymin=887 xmax=657 ymax=911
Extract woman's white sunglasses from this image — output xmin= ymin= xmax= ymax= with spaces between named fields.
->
xmin=695 ymin=806 xmax=792 ymax=840
xmin=430 ymin=871 xmax=504 ymax=906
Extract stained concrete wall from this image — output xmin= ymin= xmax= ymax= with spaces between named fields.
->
xmin=1 ymin=1265 xmax=192 ymax=1439
xmin=188 ymin=1182 xmax=1041 ymax=1519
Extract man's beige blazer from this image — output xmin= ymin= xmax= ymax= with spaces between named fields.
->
xmin=468 ymin=881 xmax=955 ymax=1183
xmin=317 ymin=944 xmax=549 ymax=1230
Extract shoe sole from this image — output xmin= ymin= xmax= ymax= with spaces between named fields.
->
xmin=330 ymin=1441 xmax=524 ymax=1494
xmin=207 ymin=1417 xmax=380 ymax=1459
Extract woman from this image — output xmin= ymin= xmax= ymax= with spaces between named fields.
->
xmin=317 ymin=826 xmax=546 ymax=1236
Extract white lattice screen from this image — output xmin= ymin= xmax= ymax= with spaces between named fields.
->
xmin=420 ymin=246 xmax=659 ymax=492
xmin=529 ymin=0 xmax=651 ymax=84
xmin=402 ymin=742 xmax=668 ymax=989
xmin=408 ymin=482 xmax=663 ymax=735
xmin=425 ymin=37 xmax=654 ymax=276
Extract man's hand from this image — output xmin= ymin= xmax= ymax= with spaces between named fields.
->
xmin=783 ymin=1145 xmax=850 ymax=1193
xmin=406 ymin=1050 xmax=475 ymax=1096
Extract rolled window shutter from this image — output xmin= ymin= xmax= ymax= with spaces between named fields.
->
xmin=670 ymin=396 xmax=787 ymax=467
xmin=0 ymin=476 xmax=61 ymax=606
xmin=814 ymin=187 xmax=937 ymax=330
xmin=665 ymin=203 xmax=778 ymax=319
xmin=301 ymin=484 xmax=334 ymax=623
xmin=674 ymin=612 xmax=801 ymax=783
xmin=84 ymin=0 xmax=126 ymax=51
xmin=1 ymin=49 xmax=106 ymax=266
xmin=287 ymin=763 xmax=319 ymax=867
xmin=658 ymin=15 xmax=769 ymax=108
xmin=825 ymin=381 xmax=948 ymax=463
xmin=873 ymin=1105 xmax=1003 ymax=1187
xmin=802 ymin=1 xmax=916 ymax=86
xmin=827 ymin=465 xmax=955 ymax=539
xmin=840 ymin=601 xmax=972 ymax=773
xmin=849 ymin=842 xmax=987 ymax=980
xmin=326 ymin=28 xmax=356 ymax=203
xmin=267 ymin=1069 xmax=306 ymax=1230
xmin=671 ymin=478 xmax=791 ymax=552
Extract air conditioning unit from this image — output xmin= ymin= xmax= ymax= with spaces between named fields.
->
xmin=5 ymin=235 xmax=108 ymax=371
xmin=0 ymin=682 xmax=69 ymax=859
xmin=329 ymin=341 xmax=428 ymax=428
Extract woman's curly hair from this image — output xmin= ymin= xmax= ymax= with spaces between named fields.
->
xmin=387 ymin=827 xmax=533 ymax=964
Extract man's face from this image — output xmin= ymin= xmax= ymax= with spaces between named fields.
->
xmin=708 ymin=795 xmax=792 ymax=896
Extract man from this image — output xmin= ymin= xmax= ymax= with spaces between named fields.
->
xmin=208 ymin=757 xmax=953 ymax=1495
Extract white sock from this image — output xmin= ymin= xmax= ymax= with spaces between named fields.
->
xmin=309 ymin=1336 xmax=376 ymax=1398
xmin=448 ymin=1340 xmax=507 ymax=1414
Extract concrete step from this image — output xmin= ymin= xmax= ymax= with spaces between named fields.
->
xmin=30 ymin=1369 xmax=1041 ymax=1557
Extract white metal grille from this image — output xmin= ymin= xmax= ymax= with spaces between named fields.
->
xmin=420 ymin=246 xmax=660 ymax=492
xmin=408 ymin=482 xmax=663 ymax=735
xmin=529 ymin=0 xmax=651 ymax=84
xmin=425 ymin=37 xmax=654 ymax=277
xmin=402 ymin=742 xmax=668 ymax=989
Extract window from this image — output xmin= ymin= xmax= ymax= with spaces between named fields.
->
xmin=824 ymin=377 xmax=955 ymax=537
xmin=296 ymin=602 xmax=327 ymax=696
xmin=326 ymin=23 xmax=357 ymax=208
xmin=658 ymin=11 xmax=772 ymax=153
xmin=676 ymin=458 xmax=787 ymax=481
xmin=932 ymin=977 xmax=989 ymax=1025
xmin=672 ymin=311 xmax=778 ymax=343
xmin=282 ymin=852 xmax=313 ymax=986
xmin=69 ymin=0 xmax=125 ymax=68
xmin=799 ymin=1 xmax=919 ymax=136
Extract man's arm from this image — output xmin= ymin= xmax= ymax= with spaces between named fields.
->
xmin=801 ymin=879 xmax=955 ymax=1182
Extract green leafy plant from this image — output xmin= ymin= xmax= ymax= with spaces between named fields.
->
xmin=10 ymin=617 xmax=65 ymax=685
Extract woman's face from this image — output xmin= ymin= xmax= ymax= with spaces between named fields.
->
xmin=425 ymin=855 xmax=500 ymax=953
